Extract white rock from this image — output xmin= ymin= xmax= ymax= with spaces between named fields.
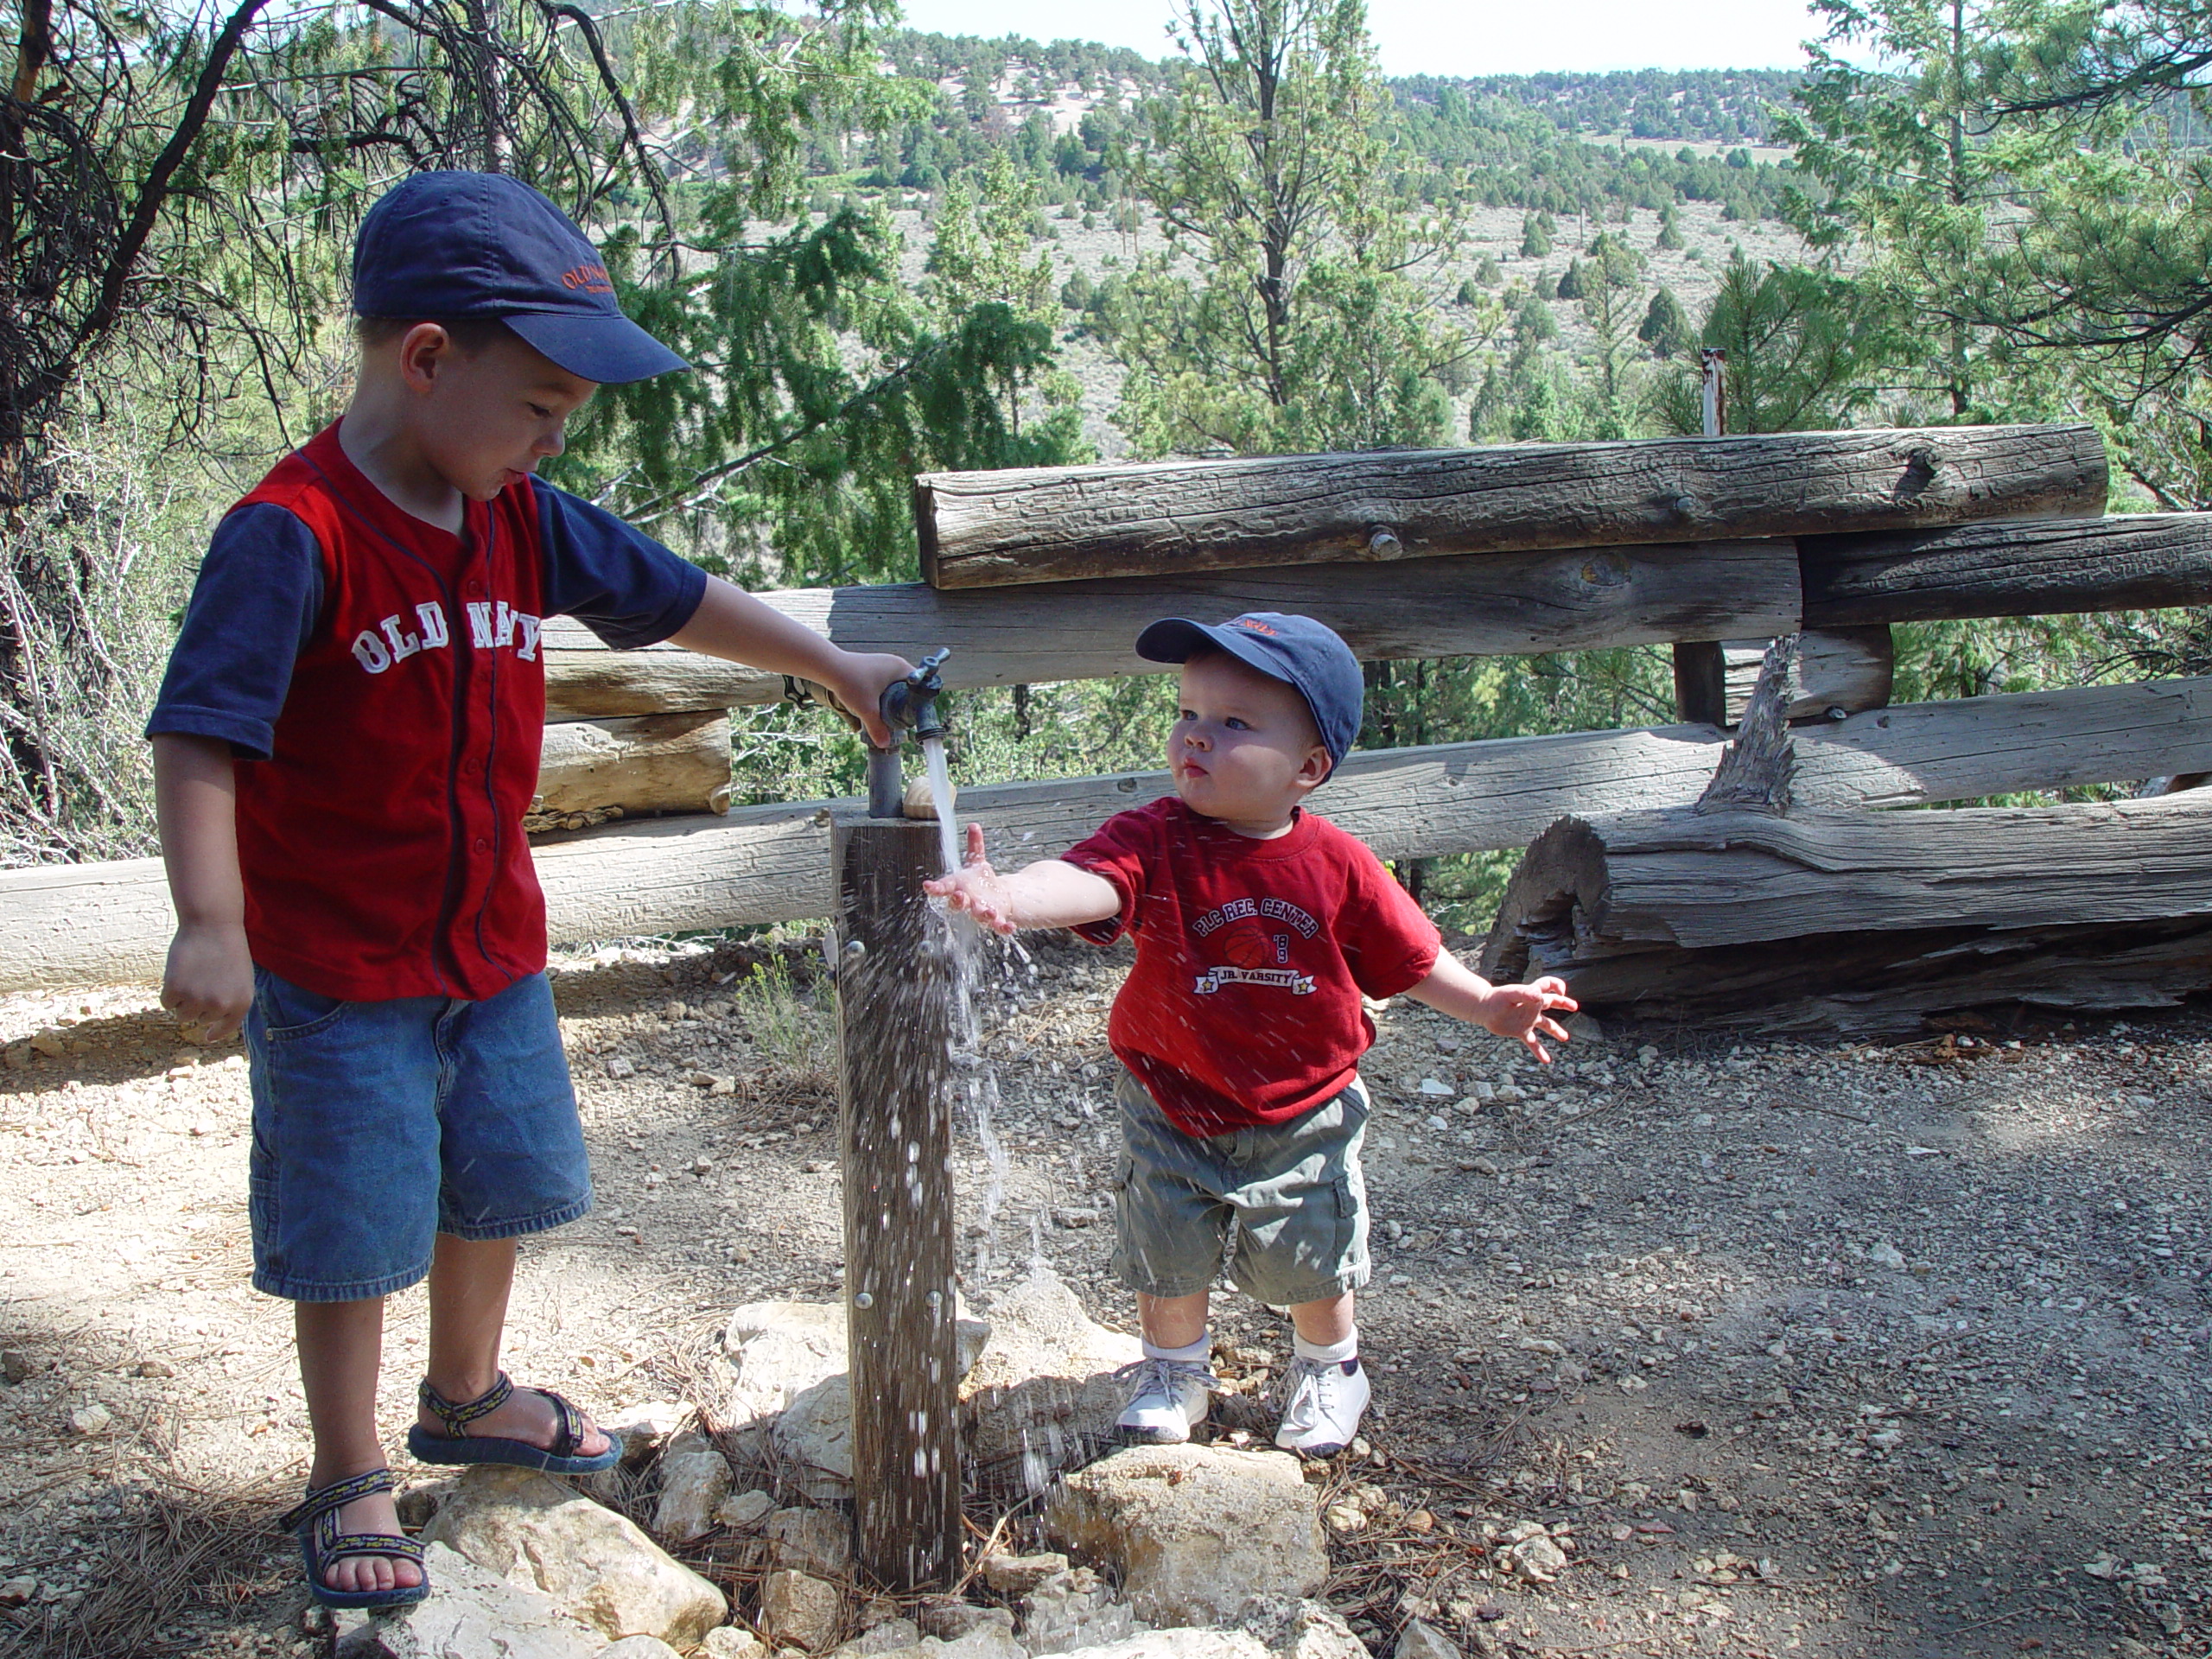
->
xmin=830 ymin=1619 xmax=922 ymax=1656
xmin=729 ymin=1300 xmax=988 ymax=1499
xmin=1505 ymin=1534 xmax=1567 ymax=1584
xmin=760 ymin=1568 xmax=843 ymax=1653
xmin=963 ymin=1272 xmax=1143 ymax=1494
xmin=66 ymin=1402 xmax=111 ymax=1436
xmin=696 ymin=1630 xmax=772 ymax=1659
xmin=1054 ymin=1635 xmax=1268 ymax=1658
xmin=1418 ymin=1078 xmax=1455 ymax=1096
xmin=764 ymin=1506 xmax=853 ymax=1578
xmin=1044 ymin=1444 xmax=1327 ymax=1627
xmin=654 ymin=1436 xmax=734 ymax=1543
xmin=334 ymin=1543 xmax=601 ymax=1659
xmin=422 ymin=1465 xmax=727 ymax=1648
xmin=604 ymin=1401 xmax=690 ymax=1464
xmin=716 ymin=1489 xmax=777 ymax=1529
xmin=1233 ymin=1596 xmax=1368 ymax=1659
xmin=598 ymin=1641 xmax=684 ymax=1659
xmin=1868 ymin=1242 xmax=1907 ymax=1271
xmin=1394 ymin=1618 xmax=1461 ymax=1659
xmin=1020 ymin=1564 xmax=1138 ymax=1654
xmin=982 ymin=1553 xmax=1069 ymax=1597
xmin=772 ymin=1374 xmax=856 ymax=1501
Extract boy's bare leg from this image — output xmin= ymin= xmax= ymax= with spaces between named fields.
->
xmin=1135 ymin=1290 xmax=1211 ymax=1351
xmin=419 ymin=1235 xmax=609 ymax=1457
xmin=296 ymin=1300 xmax=421 ymax=1595
xmin=1287 ymin=1291 xmax=1354 ymax=1348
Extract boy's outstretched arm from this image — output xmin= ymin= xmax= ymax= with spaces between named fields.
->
xmin=1403 ymin=950 xmax=1577 ymax=1063
xmin=153 ymin=734 xmax=256 ymax=1044
xmin=667 ymin=576 xmax=912 ymax=747
xmin=924 ymin=823 xmax=1121 ymax=935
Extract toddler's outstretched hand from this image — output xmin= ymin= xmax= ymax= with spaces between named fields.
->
xmin=1482 ymin=975 xmax=1579 ymax=1063
xmin=925 ymin=823 xmax=1020 ymax=934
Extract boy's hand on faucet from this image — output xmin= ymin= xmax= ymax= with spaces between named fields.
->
xmin=925 ymin=823 xmax=1020 ymax=933
xmin=1480 ymin=975 xmax=1579 ymax=1063
xmin=817 ymin=651 xmax=916 ymax=748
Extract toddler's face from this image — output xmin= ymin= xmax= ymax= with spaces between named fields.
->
xmin=401 ymin=327 xmax=599 ymax=502
xmin=1167 ymin=651 xmax=1332 ymax=833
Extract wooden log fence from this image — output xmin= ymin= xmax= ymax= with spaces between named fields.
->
xmin=13 ymin=674 xmax=2212 ymax=994
xmin=10 ymin=426 xmax=2212 ymax=1013
xmin=916 ymin=423 xmax=2107 ymax=588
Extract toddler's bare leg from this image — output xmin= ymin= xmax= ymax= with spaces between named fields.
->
xmin=420 ymin=1234 xmax=608 ymax=1457
xmin=296 ymin=1299 xmax=420 ymax=1595
xmin=1287 ymin=1290 xmax=1354 ymax=1347
xmin=1136 ymin=1289 xmax=1211 ymax=1350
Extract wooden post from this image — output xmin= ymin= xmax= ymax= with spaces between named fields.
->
xmin=833 ymin=817 xmax=962 ymax=1591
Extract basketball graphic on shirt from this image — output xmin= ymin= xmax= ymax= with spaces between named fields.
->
xmin=1217 ymin=923 xmax=1283 ymax=969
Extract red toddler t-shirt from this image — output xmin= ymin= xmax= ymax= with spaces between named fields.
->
xmin=1064 ymin=798 xmax=1441 ymax=1137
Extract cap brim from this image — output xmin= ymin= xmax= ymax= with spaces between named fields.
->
xmin=505 ymin=310 xmax=689 ymax=385
xmin=1135 ymin=617 xmax=1298 ymax=687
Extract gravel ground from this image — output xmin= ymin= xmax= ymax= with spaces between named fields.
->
xmin=0 ymin=927 xmax=2203 ymax=1658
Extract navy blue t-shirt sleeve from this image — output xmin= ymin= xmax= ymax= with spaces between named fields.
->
xmin=536 ymin=483 xmax=708 ymax=649
xmin=144 ymin=504 xmax=323 ymax=761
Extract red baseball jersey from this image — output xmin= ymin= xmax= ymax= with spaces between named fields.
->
xmin=149 ymin=423 xmax=704 ymax=1001
xmin=1064 ymin=798 xmax=1441 ymax=1136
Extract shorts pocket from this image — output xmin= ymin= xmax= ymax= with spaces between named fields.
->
xmin=254 ymin=969 xmax=349 ymax=1042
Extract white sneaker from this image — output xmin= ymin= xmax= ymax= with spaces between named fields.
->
xmin=1115 ymin=1357 xmax=1217 ymax=1444
xmin=1274 ymin=1355 xmax=1370 ymax=1457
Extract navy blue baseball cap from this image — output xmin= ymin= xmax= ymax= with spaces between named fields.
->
xmin=1136 ymin=612 xmax=1364 ymax=766
xmin=353 ymin=171 xmax=688 ymax=385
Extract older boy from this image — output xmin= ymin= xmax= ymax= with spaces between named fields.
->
xmin=931 ymin=613 xmax=1575 ymax=1456
xmin=149 ymin=171 xmax=912 ymax=1608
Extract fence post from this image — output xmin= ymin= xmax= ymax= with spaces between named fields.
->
xmin=833 ymin=817 xmax=963 ymax=1590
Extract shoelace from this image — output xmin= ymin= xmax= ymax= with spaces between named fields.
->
xmin=1275 ymin=1356 xmax=1340 ymax=1431
xmin=1113 ymin=1355 xmax=1224 ymax=1406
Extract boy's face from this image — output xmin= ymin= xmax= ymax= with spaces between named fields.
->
xmin=1168 ymin=650 xmax=1333 ymax=831
xmin=393 ymin=324 xmax=599 ymax=501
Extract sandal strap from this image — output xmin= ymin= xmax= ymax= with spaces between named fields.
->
xmin=537 ymin=1388 xmax=584 ymax=1458
xmin=418 ymin=1370 xmax=514 ymax=1437
xmin=317 ymin=1528 xmax=426 ymax=1568
xmin=278 ymin=1466 xmax=396 ymax=1533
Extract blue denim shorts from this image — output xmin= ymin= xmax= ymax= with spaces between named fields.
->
xmin=1111 ymin=1067 xmax=1371 ymax=1306
xmin=245 ymin=967 xmax=592 ymax=1303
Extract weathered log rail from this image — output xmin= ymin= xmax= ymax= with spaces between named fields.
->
xmin=13 ymin=675 xmax=2212 ymax=993
xmin=916 ymin=423 xmax=2107 ymax=588
xmin=11 ymin=423 xmax=2212 ymax=1014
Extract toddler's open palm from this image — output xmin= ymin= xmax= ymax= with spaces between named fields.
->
xmin=1484 ymin=976 xmax=1578 ymax=1062
xmin=924 ymin=823 xmax=1019 ymax=933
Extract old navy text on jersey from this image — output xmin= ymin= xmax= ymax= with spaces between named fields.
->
xmin=348 ymin=598 xmax=543 ymax=675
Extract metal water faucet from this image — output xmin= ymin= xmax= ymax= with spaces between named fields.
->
xmin=866 ymin=648 xmax=951 ymax=818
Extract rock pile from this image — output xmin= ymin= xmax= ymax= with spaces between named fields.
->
xmin=346 ymin=1280 xmax=1377 ymax=1659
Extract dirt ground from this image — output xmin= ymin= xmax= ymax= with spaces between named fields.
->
xmin=0 ymin=925 xmax=2204 ymax=1659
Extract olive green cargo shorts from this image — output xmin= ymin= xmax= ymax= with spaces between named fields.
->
xmin=1110 ymin=1066 xmax=1371 ymax=1306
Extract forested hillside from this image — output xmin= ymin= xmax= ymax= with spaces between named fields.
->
xmin=5 ymin=0 xmax=2210 ymax=931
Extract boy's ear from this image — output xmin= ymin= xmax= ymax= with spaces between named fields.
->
xmin=1291 ymin=745 xmax=1334 ymax=794
xmin=395 ymin=322 xmax=457 ymax=391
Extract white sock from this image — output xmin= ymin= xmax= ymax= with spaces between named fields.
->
xmin=1294 ymin=1330 xmax=1357 ymax=1366
xmin=1142 ymin=1332 xmax=1211 ymax=1363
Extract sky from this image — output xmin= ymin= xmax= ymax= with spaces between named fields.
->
xmin=890 ymin=0 xmax=1826 ymax=77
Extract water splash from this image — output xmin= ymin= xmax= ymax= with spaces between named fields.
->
xmin=920 ymin=733 xmax=961 ymax=878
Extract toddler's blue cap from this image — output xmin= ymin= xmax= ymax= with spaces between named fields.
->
xmin=353 ymin=171 xmax=688 ymax=385
xmin=1136 ymin=612 xmax=1363 ymax=766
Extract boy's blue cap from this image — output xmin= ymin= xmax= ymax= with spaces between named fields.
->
xmin=1136 ymin=612 xmax=1363 ymax=766
xmin=353 ymin=171 xmax=688 ymax=385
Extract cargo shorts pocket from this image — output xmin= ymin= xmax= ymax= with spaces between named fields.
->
xmin=252 ymin=969 xmax=348 ymax=1042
